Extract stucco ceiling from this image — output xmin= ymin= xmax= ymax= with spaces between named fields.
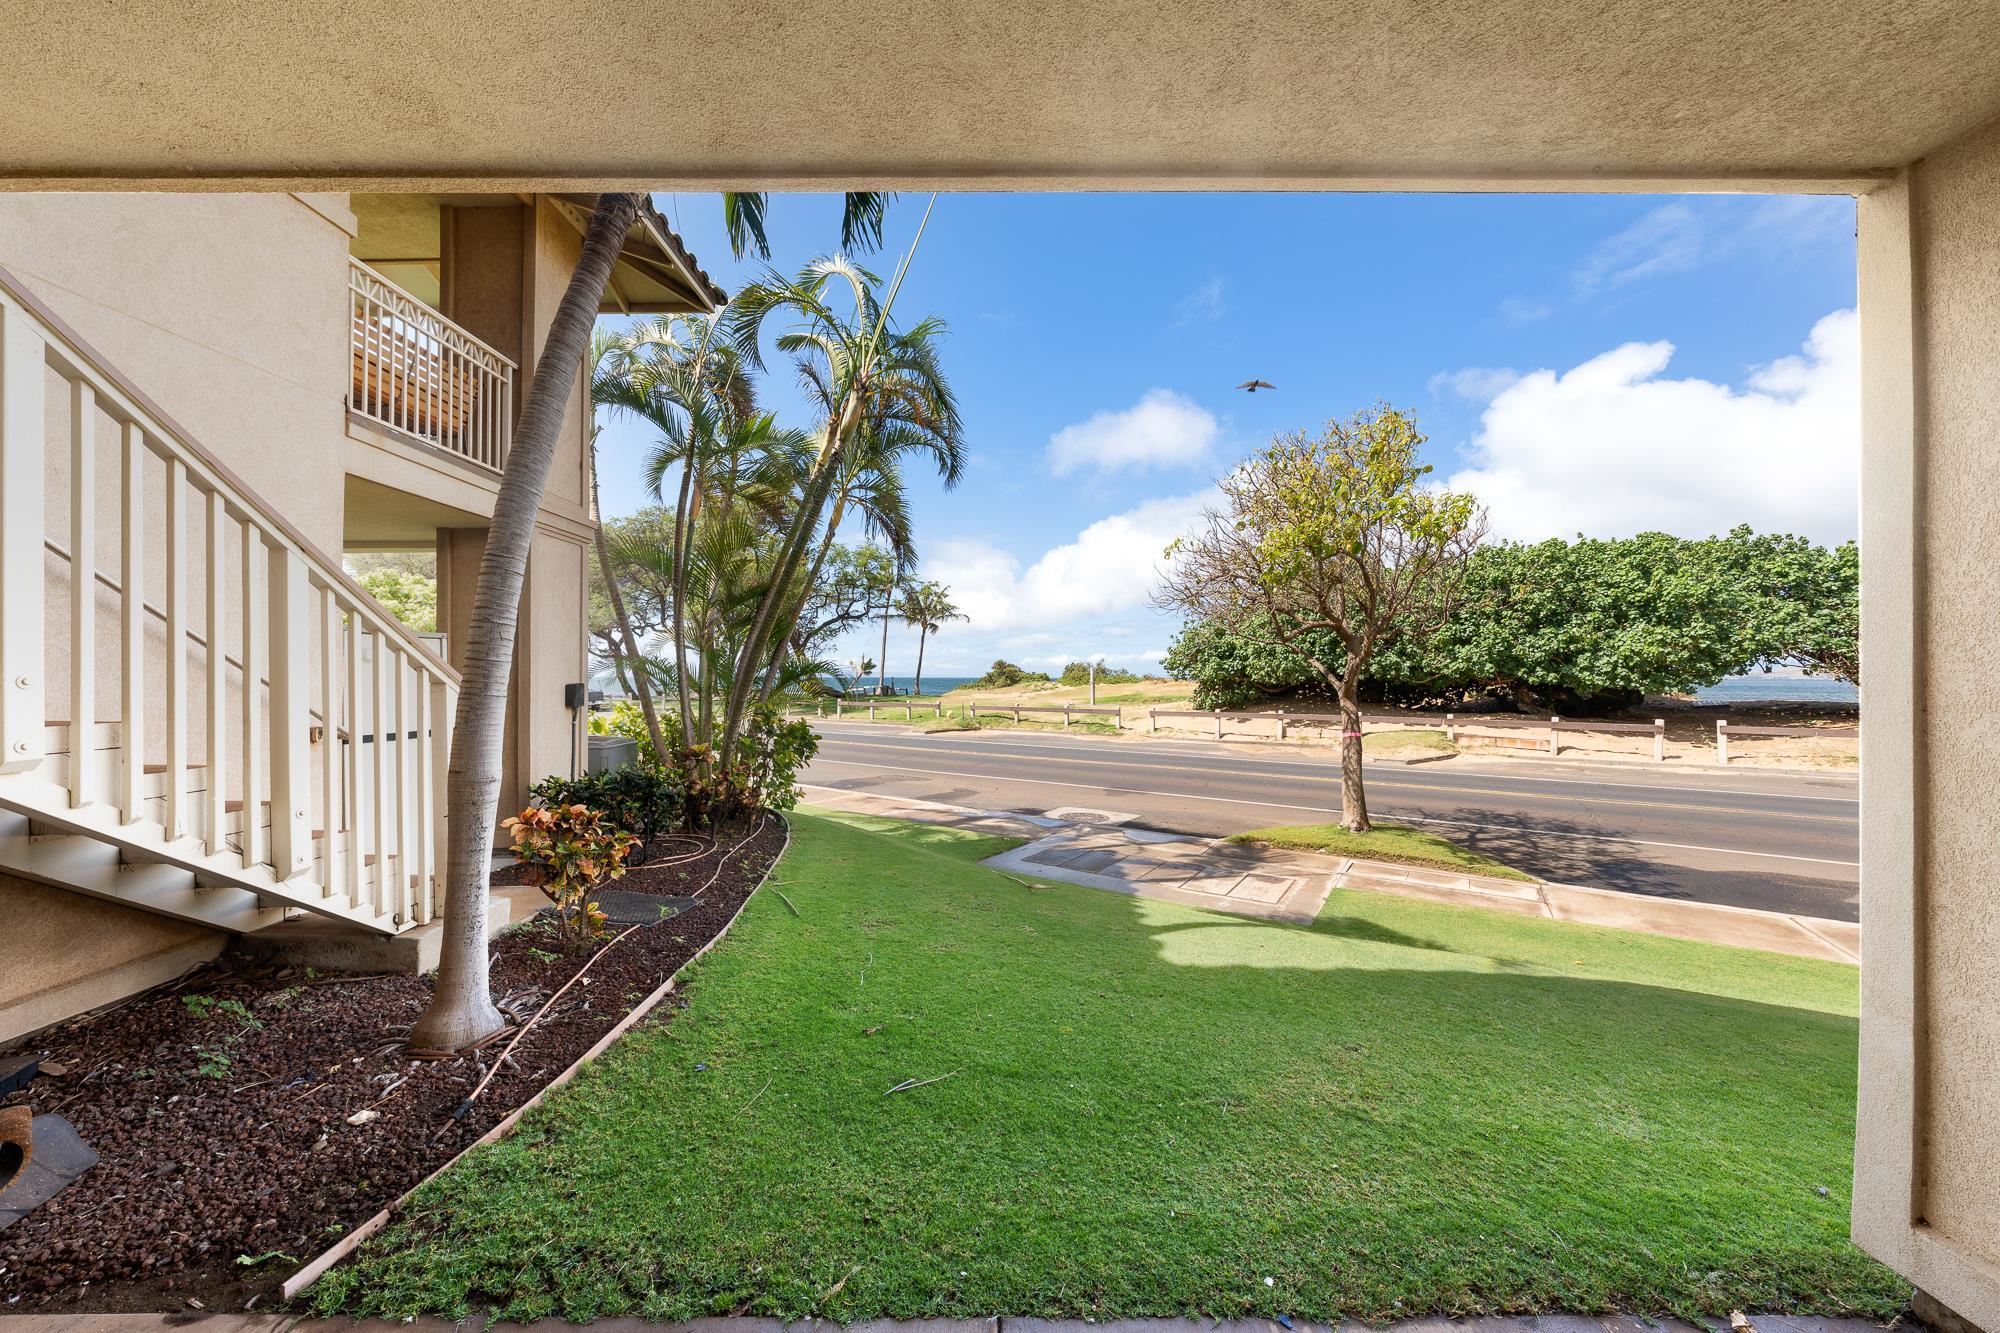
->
xmin=7 ymin=0 xmax=2000 ymax=190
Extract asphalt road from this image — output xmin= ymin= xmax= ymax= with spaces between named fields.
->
xmin=799 ymin=723 xmax=1862 ymax=922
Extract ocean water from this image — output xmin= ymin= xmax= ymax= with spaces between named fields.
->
xmin=833 ymin=674 xmax=980 ymax=694
xmin=1690 ymin=673 xmax=1858 ymax=705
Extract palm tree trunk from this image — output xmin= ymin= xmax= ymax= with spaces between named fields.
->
xmin=669 ymin=454 xmax=703 ymax=755
xmin=877 ymin=580 xmax=893 ymax=694
xmin=409 ymin=193 xmax=641 ymax=1052
xmin=753 ymin=494 xmax=847 ymax=707
xmin=589 ymin=441 xmax=667 ymax=760
xmin=913 ymin=626 xmax=928 ymax=696
xmin=719 ymin=415 xmax=853 ymax=765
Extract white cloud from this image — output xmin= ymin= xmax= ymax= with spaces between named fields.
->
xmin=1444 ymin=309 xmax=1859 ymax=545
xmin=925 ymin=489 xmax=1218 ymax=633
xmin=1429 ymin=366 xmax=1519 ymax=401
xmin=1171 ymin=277 xmax=1226 ymax=327
xmin=1047 ymin=390 xmax=1219 ymax=477
xmin=1572 ymin=203 xmax=1705 ymax=297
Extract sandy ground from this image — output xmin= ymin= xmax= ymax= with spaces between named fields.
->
xmin=911 ymin=683 xmax=1858 ymax=771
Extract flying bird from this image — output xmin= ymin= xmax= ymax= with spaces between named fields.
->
xmin=1236 ymin=379 xmax=1277 ymax=393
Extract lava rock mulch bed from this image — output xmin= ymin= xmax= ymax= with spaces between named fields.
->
xmin=0 ymin=814 xmax=788 ymax=1313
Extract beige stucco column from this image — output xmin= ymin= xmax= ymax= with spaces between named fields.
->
xmin=1852 ymin=117 xmax=2000 ymax=1333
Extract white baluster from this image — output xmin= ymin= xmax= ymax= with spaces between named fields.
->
xmin=429 ymin=677 xmax=452 ymax=921
xmin=164 ymin=457 xmax=190 ymax=839
xmin=204 ymin=490 xmax=227 ymax=854
xmin=267 ymin=543 xmax=311 ymax=879
xmin=393 ymin=648 xmax=411 ymax=923
xmin=239 ymin=523 xmax=264 ymax=868
xmin=344 ymin=605 xmax=365 ymax=910
xmin=67 ymin=380 xmax=94 ymax=803
xmin=118 ymin=421 xmax=145 ymax=820
xmin=318 ymin=586 xmax=341 ymax=898
xmin=371 ymin=628 xmax=391 ymax=916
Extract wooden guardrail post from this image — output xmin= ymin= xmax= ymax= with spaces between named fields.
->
xmin=1062 ymin=703 xmax=1071 ymax=729
xmin=1549 ymin=716 xmax=1561 ymax=755
xmin=1716 ymin=719 xmax=1729 ymax=765
xmin=1653 ymin=718 xmax=1665 ymax=763
xmin=1012 ymin=704 xmax=1021 ymax=724
xmin=969 ymin=702 xmax=977 ymax=720
xmin=1147 ymin=707 xmax=1156 ymax=734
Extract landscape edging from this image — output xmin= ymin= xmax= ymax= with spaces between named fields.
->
xmin=279 ymin=813 xmax=794 ymax=1302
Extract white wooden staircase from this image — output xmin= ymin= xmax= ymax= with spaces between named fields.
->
xmin=0 ymin=269 xmax=457 ymax=937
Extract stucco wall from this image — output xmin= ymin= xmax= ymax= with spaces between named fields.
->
xmin=1854 ymin=115 xmax=2000 ymax=1332
xmin=0 ymin=875 xmax=224 ymax=1045
xmin=1908 ymin=118 xmax=2000 ymax=1272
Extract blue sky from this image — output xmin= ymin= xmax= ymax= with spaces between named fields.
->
xmin=595 ymin=191 xmax=1858 ymax=678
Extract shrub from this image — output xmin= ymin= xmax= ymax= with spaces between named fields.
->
xmin=972 ymin=659 xmax=1050 ymax=688
xmin=738 ymin=704 xmax=818 ymax=811
xmin=529 ymin=766 xmax=682 ymax=863
xmin=1058 ymin=661 xmax=1141 ymax=687
xmin=503 ymin=803 xmax=640 ymax=949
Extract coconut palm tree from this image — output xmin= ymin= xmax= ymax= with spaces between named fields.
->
xmin=898 ymin=581 xmax=965 ymax=696
xmin=411 ymin=193 xmax=642 ymax=1052
xmin=721 ymin=192 xmax=894 ymax=260
xmin=714 ymin=246 xmax=960 ymax=773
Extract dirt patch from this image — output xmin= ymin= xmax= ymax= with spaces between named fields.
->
xmin=0 ymin=815 xmax=787 ymax=1313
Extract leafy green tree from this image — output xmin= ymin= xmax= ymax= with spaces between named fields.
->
xmin=1374 ymin=532 xmax=1765 ymax=710
xmin=1724 ymin=528 xmax=1859 ymax=684
xmin=1157 ymin=406 xmax=1483 ymax=831
xmin=349 ymin=558 xmax=438 ymax=634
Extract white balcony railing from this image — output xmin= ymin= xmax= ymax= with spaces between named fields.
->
xmin=349 ymin=258 xmax=515 ymax=472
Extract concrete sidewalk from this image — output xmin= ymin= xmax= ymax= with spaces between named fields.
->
xmin=800 ymin=786 xmax=1861 ymax=963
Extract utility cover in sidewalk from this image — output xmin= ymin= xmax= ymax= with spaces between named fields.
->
xmin=1043 ymin=806 xmax=1137 ymax=826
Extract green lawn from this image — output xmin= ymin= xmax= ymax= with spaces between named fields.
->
xmin=317 ymin=810 xmax=1899 ymax=1324
xmin=1227 ymin=820 xmax=1534 ymax=880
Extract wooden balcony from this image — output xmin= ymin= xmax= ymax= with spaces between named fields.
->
xmin=348 ymin=258 xmax=515 ymax=473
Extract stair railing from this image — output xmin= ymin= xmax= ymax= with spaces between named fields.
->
xmin=0 ymin=267 xmax=461 ymax=929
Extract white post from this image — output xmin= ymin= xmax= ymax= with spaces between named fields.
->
xmin=1063 ymin=703 xmax=1071 ymax=730
xmin=1716 ymin=719 xmax=1729 ymax=766
xmin=1277 ymin=711 xmax=1288 ymax=741
xmin=118 ymin=421 xmax=146 ymax=820
xmin=1214 ymin=711 xmax=1223 ymax=740
xmin=1548 ymin=715 xmax=1561 ymax=756
xmin=1653 ymin=718 xmax=1665 ymax=763
xmin=1147 ymin=708 xmax=1156 ymax=734
xmin=0 ymin=299 xmax=44 ymax=775
xmin=1012 ymin=705 xmax=1021 ymax=723
xmin=1089 ymin=660 xmax=1097 ymax=705
xmin=67 ymin=381 xmax=95 ymax=804
xmin=868 ymin=703 xmax=876 ymax=719
xmin=163 ymin=459 xmax=190 ymax=839
xmin=267 ymin=544 xmax=312 ymax=880
xmin=1444 ymin=712 xmax=1455 ymax=742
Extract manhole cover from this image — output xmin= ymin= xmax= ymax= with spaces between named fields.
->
xmin=1043 ymin=806 xmax=1137 ymax=826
